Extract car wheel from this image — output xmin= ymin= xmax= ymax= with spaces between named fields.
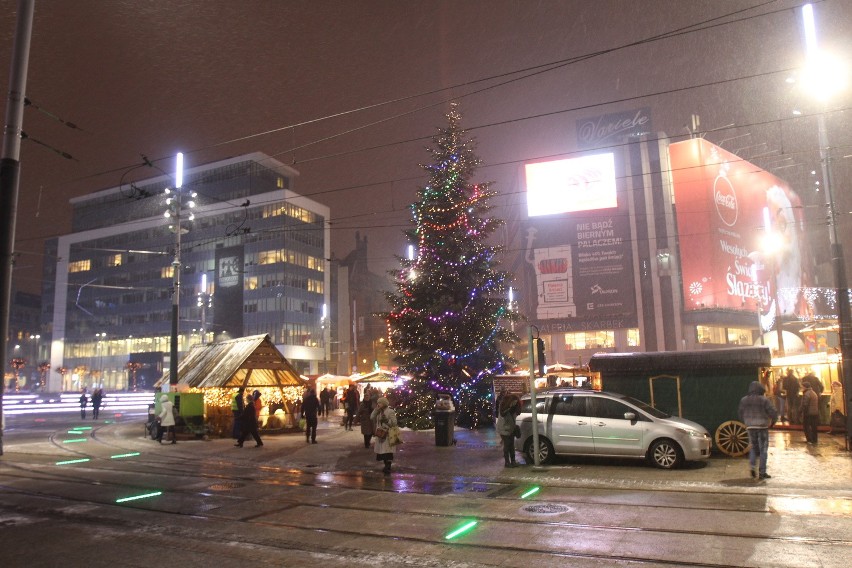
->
xmin=524 ymin=437 xmax=555 ymax=465
xmin=648 ymin=438 xmax=684 ymax=469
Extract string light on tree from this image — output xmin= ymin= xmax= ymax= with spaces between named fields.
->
xmin=380 ymin=103 xmax=519 ymax=429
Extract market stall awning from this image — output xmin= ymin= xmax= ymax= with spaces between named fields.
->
xmin=350 ymin=370 xmax=397 ymax=383
xmin=155 ymin=334 xmax=306 ymax=389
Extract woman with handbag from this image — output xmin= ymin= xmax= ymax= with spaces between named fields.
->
xmin=496 ymin=393 xmax=520 ymax=467
xmin=370 ymin=397 xmax=397 ymax=474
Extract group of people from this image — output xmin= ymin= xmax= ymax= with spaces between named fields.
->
xmin=771 ymin=369 xmax=824 ymax=425
xmin=301 ymin=384 xmax=399 ymax=473
xmin=231 ymin=388 xmax=264 ymax=448
xmin=78 ymin=387 xmax=105 ymax=420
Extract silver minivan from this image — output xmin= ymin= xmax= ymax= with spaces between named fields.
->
xmin=514 ymin=389 xmax=712 ymax=469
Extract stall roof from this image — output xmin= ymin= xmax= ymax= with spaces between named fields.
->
xmin=350 ymin=370 xmax=397 ymax=383
xmin=589 ymin=347 xmax=771 ymax=373
xmin=156 ymin=334 xmax=306 ymax=388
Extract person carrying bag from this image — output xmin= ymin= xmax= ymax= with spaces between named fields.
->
xmin=370 ymin=397 xmax=398 ymax=474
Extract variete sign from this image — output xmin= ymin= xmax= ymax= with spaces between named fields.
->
xmin=577 ymin=108 xmax=652 ymax=149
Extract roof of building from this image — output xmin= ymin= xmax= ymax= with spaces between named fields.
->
xmin=588 ymin=347 xmax=772 ymax=373
xmin=156 ymin=334 xmax=306 ymax=389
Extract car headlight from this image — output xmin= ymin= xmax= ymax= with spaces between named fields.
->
xmin=677 ymin=427 xmax=706 ymax=438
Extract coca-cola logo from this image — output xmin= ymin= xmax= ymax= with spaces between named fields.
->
xmin=713 ymin=175 xmax=738 ymax=227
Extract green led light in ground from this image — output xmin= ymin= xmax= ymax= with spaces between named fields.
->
xmin=56 ymin=458 xmax=91 ymax=465
xmin=63 ymin=438 xmax=88 ymax=443
xmin=520 ymin=486 xmax=541 ymax=499
xmin=71 ymin=426 xmax=93 ymax=431
xmin=444 ymin=520 xmax=478 ymax=540
xmin=67 ymin=430 xmax=89 ymax=434
xmin=115 ymin=491 xmax=162 ymax=503
xmin=110 ymin=452 xmax=141 ymax=459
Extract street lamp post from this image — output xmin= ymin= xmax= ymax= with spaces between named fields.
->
xmin=165 ymin=153 xmax=194 ymax=386
xmin=801 ymin=3 xmax=852 ymax=446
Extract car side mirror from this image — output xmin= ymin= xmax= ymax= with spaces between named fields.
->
xmin=624 ymin=412 xmax=636 ymax=421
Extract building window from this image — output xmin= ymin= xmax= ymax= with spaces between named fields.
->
xmin=106 ymin=254 xmax=122 ymax=267
xmin=68 ymin=259 xmax=91 ymax=273
xmin=727 ymin=327 xmax=755 ymax=346
xmin=627 ymin=328 xmax=640 ymax=347
xmin=563 ymin=331 xmax=614 ymax=350
xmin=245 ymin=276 xmax=258 ymax=291
xmin=696 ymin=325 xmax=726 ymax=344
xmin=161 ymin=266 xmax=174 ymax=279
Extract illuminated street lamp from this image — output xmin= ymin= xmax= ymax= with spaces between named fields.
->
xmin=801 ymin=3 xmax=852 ymax=444
xmin=164 ymin=152 xmax=195 ymax=386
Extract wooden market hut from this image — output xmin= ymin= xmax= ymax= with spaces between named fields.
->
xmin=157 ymin=334 xmax=307 ymax=435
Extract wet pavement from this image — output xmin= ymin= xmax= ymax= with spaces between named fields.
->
xmin=1 ymin=409 xmax=851 ymax=567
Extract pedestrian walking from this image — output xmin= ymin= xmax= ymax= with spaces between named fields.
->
xmin=494 ymin=387 xmax=507 ymax=421
xmin=371 ymin=397 xmax=398 ymax=474
xmin=302 ymin=388 xmax=320 ymax=444
xmin=320 ymin=387 xmax=330 ymax=418
xmin=496 ymin=393 xmax=521 ymax=467
xmin=800 ymin=380 xmax=820 ymax=445
xmin=345 ymin=384 xmax=359 ymax=430
xmin=231 ymin=388 xmax=245 ymax=439
xmin=235 ymin=393 xmax=263 ymax=448
xmin=91 ymin=388 xmax=103 ymax=419
xmin=252 ymin=390 xmax=263 ymax=420
xmin=79 ymin=389 xmax=88 ymax=420
xmin=737 ymin=381 xmax=777 ymax=480
xmin=358 ymin=394 xmax=375 ymax=448
xmin=156 ymin=394 xmax=177 ymax=444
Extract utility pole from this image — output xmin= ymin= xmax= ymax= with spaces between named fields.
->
xmin=0 ymin=0 xmax=34 ymax=456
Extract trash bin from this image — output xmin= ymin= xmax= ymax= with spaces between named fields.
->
xmin=433 ymin=394 xmax=456 ymax=446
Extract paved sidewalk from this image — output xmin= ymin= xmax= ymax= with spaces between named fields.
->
xmin=134 ymin=410 xmax=852 ymax=495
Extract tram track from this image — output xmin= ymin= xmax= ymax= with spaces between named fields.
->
xmin=2 ymin=419 xmax=850 ymax=567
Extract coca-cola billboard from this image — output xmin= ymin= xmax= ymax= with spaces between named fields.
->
xmin=669 ymin=139 xmax=812 ymax=317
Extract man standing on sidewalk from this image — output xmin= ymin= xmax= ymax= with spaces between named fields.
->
xmin=738 ymin=381 xmax=778 ymax=480
xmin=302 ymin=388 xmax=320 ymax=444
xmin=801 ymin=380 xmax=820 ymax=445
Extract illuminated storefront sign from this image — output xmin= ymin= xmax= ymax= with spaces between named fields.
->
xmin=522 ymin=153 xmax=636 ymax=328
xmin=669 ymin=138 xmax=811 ymax=317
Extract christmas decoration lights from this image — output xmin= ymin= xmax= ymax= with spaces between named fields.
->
xmin=380 ymin=104 xmax=519 ymax=429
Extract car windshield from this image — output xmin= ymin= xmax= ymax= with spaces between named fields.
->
xmin=616 ymin=394 xmax=671 ymax=418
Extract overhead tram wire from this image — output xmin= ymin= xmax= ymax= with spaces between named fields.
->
xmin=29 ymin=0 xmax=786 ymax=197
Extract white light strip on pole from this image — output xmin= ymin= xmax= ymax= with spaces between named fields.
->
xmin=176 ymin=152 xmax=184 ymax=189
xmin=802 ymin=4 xmax=817 ymax=57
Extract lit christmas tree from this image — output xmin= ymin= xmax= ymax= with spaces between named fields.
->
xmin=381 ymin=103 xmax=520 ymax=429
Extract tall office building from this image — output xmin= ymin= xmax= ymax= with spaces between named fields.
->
xmin=42 ymin=153 xmax=330 ymax=392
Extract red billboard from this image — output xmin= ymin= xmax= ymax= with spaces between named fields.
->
xmin=669 ymin=139 xmax=811 ymax=318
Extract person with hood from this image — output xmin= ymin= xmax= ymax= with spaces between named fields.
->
xmin=738 ymin=381 xmax=778 ymax=480
xmin=496 ymin=393 xmax=521 ymax=467
xmin=235 ymin=392 xmax=263 ymax=448
xmin=157 ymin=394 xmax=177 ymax=444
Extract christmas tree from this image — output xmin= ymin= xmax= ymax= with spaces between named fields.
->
xmin=381 ymin=104 xmax=520 ymax=429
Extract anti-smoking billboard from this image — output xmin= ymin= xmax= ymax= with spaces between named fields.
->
xmin=669 ymin=138 xmax=812 ymax=318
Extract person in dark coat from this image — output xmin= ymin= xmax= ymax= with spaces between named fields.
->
xmin=738 ymin=381 xmax=778 ymax=480
xmin=319 ymin=387 xmax=330 ymax=418
xmin=358 ymin=394 xmax=375 ymax=448
xmin=79 ymin=389 xmax=88 ymax=420
xmin=301 ymin=388 xmax=320 ymax=444
xmin=782 ymin=369 xmax=800 ymax=424
xmin=91 ymin=388 xmax=103 ymax=419
xmin=234 ymin=393 xmax=263 ymax=448
xmin=231 ymin=388 xmax=245 ymax=439
xmin=345 ymin=384 xmax=359 ymax=430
